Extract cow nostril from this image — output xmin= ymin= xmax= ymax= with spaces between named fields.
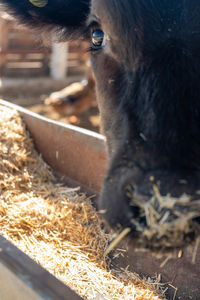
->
xmin=124 ymin=183 xmax=135 ymax=199
xmin=124 ymin=183 xmax=147 ymax=228
xmin=124 ymin=183 xmax=146 ymax=212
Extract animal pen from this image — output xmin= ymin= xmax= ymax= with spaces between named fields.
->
xmin=0 ymin=8 xmax=199 ymax=300
xmin=0 ymin=12 xmax=88 ymax=78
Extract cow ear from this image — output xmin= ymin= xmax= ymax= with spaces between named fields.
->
xmin=0 ymin=0 xmax=91 ymax=38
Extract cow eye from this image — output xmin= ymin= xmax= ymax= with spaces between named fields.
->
xmin=91 ymin=29 xmax=105 ymax=50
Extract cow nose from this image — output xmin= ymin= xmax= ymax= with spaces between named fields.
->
xmin=99 ymin=175 xmax=147 ymax=230
xmin=100 ymin=172 xmax=200 ymax=249
xmin=123 ymin=183 xmax=149 ymax=228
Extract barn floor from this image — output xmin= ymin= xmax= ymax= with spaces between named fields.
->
xmin=0 ymin=77 xmax=100 ymax=133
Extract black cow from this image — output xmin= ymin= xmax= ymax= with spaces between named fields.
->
xmin=1 ymin=0 xmax=200 ymax=248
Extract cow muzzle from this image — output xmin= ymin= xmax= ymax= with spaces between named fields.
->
xmin=99 ymin=166 xmax=200 ymax=249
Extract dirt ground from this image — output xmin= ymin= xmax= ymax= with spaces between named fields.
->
xmin=0 ymin=77 xmax=100 ymax=133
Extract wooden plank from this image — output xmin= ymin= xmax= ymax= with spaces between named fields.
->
xmin=0 ymin=235 xmax=83 ymax=300
xmin=0 ymin=262 xmax=43 ymax=300
xmin=0 ymin=99 xmax=107 ymax=193
xmin=0 ymin=49 xmax=51 ymax=55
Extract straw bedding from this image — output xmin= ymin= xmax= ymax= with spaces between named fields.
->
xmin=0 ymin=105 xmax=165 ymax=300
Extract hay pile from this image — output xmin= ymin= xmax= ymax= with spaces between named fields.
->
xmin=0 ymin=105 xmax=165 ymax=300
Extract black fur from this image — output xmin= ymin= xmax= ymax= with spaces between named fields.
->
xmin=1 ymin=0 xmax=200 ymax=240
xmin=0 ymin=0 xmax=90 ymax=38
xmin=102 ymin=1 xmax=200 ymax=169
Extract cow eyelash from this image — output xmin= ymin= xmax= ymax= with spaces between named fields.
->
xmin=85 ymin=20 xmax=100 ymax=33
xmin=86 ymin=46 xmax=101 ymax=53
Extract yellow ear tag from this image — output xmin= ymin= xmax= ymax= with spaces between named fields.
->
xmin=29 ymin=0 xmax=48 ymax=8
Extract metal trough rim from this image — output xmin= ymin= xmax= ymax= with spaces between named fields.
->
xmin=0 ymin=99 xmax=199 ymax=300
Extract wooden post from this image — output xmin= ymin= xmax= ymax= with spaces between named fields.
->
xmin=50 ymin=42 xmax=68 ymax=80
xmin=0 ymin=17 xmax=9 ymax=75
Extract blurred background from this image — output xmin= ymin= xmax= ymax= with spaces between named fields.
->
xmin=0 ymin=11 xmax=100 ymax=132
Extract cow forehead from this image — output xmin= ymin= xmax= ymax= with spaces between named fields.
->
xmin=90 ymin=1 xmax=200 ymax=35
xmin=90 ymin=0 xmax=200 ymax=64
xmin=90 ymin=0 xmax=111 ymax=29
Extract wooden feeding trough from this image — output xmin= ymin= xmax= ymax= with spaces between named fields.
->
xmin=0 ymin=99 xmax=199 ymax=300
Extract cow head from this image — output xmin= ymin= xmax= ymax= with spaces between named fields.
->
xmin=1 ymin=0 xmax=200 ymax=248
